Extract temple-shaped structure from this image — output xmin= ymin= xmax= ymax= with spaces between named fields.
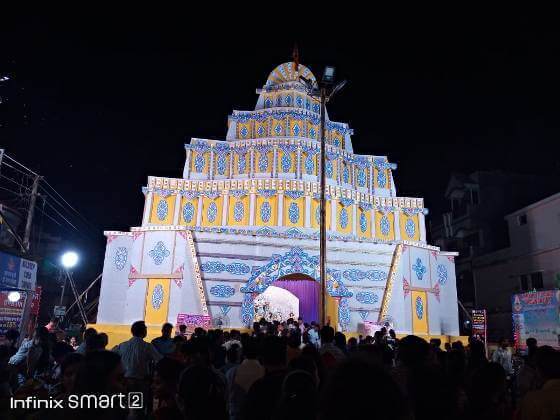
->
xmin=96 ymin=62 xmax=460 ymax=338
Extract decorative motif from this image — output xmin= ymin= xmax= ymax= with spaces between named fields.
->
xmin=358 ymin=310 xmax=369 ymax=320
xmin=200 ymin=261 xmax=251 ymax=275
xmin=315 ymin=206 xmax=320 ymax=225
xmin=326 ymin=160 xmax=333 ymax=178
xmin=339 ymin=197 xmax=354 ymax=207
xmin=341 ymin=269 xmax=387 ymax=282
xmin=234 ymin=201 xmax=244 ymax=222
xmin=258 ymin=153 xmax=269 ymax=172
xmin=296 ymin=96 xmax=304 ymax=107
xmin=356 ymin=291 xmax=379 ymax=305
xmin=309 ymin=127 xmax=316 ymax=138
xmin=357 ymin=169 xmax=366 ymax=187
xmin=257 ymin=125 xmax=265 ymax=137
xmin=209 ymin=284 xmax=236 ymax=298
xmin=264 ymin=98 xmax=273 ymax=108
xmin=274 ymin=124 xmax=283 ymax=136
xmin=258 ymin=189 xmax=277 ymax=198
xmin=284 ymin=190 xmax=304 ymax=200
xmin=114 ymin=247 xmax=128 ymax=271
xmin=148 ymin=241 xmax=170 ymax=265
xmin=415 ymin=296 xmax=424 ymax=320
xmin=151 ymin=284 xmax=164 ymax=310
xmin=156 ymin=199 xmax=168 ymax=221
xmin=405 ymin=218 xmax=416 ymax=238
xmin=338 ymin=298 xmax=351 ymax=330
xmin=239 ymin=126 xmax=248 ymax=138
xmin=360 ymin=212 xmax=368 ymax=233
xmin=380 ymin=215 xmax=390 ymax=236
xmin=377 ymin=170 xmax=387 ymax=188
xmin=285 ymin=95 xmax=292 ymax=106
xmin=285 ymin=227 xmax=305 ymax=238
xmin=281 ymin=153 xmax=292 ymax=172
xmin=260 ymin=201 xmax=272 ymax=223
xmin=339 ymin=207 xmax=349 ymax=229
xmin=241 ymin=293 xmax=255 ymax=326
xmin=437 ymin=264 xmax=448 ymax=285
xmin=216 ymin=154 xmax=227 ymax=175
xmin=403 ymin=277 xmax=410 ymax=298
xmin=207 ymin=202 xmax=218 ymax=223
xmin=220 ymin=305 xmax=232 ymax=316
xmin=292 ymin=124 xmax=300 ymax=137
xmin=183 ymin=202 xmax=195 ymax=224
xmin=288 ymin=202 xmax=300 ymax=224
xmin=412 ymin=258 xmax=427 ymax=280
xmin=194 ymin=154 xmax=205 ymax=172
xmin=343 ymin=166 xmax=350 ymax=183
xmin=237 ymin=153 xmax=246 ymax=173
xmin=312 ymin=102 xmax=320 ymax=113
xmin=305 ymin=155 xmax=314 ymax=175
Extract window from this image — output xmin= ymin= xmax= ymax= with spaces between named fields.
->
xmin=471 ymin=190 xmax=479 ymax=205
xmin=520 ymin=274 xmax=529 ymax=291
xmin=518 ymin=214 xmax=527 ymax=225
xmin=530 ymin=272 xmax=544 ymax=290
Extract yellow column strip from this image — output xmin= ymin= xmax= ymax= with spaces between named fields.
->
xmin=378 ymin=243 xmax=403 ymax=323
xmin=185 ymin=230 xmax=208 ymax=316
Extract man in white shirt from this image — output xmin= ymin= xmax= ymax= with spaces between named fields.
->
xmin=492 ymin=338 xmax=513 ymax=377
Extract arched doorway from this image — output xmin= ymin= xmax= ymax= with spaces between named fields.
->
xmin=273 ymin=273 xmax=319 ymax=323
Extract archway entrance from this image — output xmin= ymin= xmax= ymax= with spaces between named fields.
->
xmin=274 ymin=273 xmax=320 ymax=323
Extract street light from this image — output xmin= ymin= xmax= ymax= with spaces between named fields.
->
xmin=7 ymin=291 xmax=21 ymax=303
xmin=60 ymin=250 xmax=88 ymax=326
xmin=301 ymin=66 xmax=347 ymax=327
xmin=61 ymin=251 xmax=79 ymax=269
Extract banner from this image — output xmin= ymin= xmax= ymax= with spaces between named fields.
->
xmin=176 ymin=313 xmax=212 ymax=334
xmin=0 ymin=290 xmax=28 ymax=337
xmin=512 ymin=290 xmax=560 ymax=350
xmin=471 ymin=309 xmax=487 ymax=349
xmin=0 ymin=251 xmax=37 ymax=290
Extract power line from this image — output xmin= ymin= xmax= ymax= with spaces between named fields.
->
xmin=3 ymin=153 xmax=39 ymax=177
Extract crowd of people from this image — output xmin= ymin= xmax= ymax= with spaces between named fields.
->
xmin=0 ymin=316 xmax=559 ymax=420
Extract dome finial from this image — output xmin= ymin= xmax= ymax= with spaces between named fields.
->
xmin=292 ymin=43 xmax=299 ymax=72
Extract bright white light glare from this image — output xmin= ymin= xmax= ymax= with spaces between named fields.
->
xmin=0 ymin=76 xmax=9 ymax=82
xmin=61 ymin=251 xmax=79 ymax=268
xmin=7 ymin=291 xmax=21 ymax=302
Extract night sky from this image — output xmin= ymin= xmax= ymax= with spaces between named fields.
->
xmin=3 ymin=12 xmax=560 ymax=273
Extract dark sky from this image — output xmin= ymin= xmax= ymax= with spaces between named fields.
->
xmin=2 ymin=12 xmax=560 ymax=269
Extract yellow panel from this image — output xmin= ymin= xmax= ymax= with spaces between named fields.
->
xmin=233 ymin=151 xmax=248 ymax=176
xmin=283 ymin=197 xmax=305 ymax=227
xmin=374 ymin=168 xmax=389 ymax=189
xmin=144 ymin=279 xmax=171 ymax=326
xmin=201 ymin=197 xmax=223 ymax=227
xmin=255 ymin=120 xmax=269 ymax=138
xmin=255 ymin=195 xmax=278 ymax=226
xmin=150 ymin=194 xmax=176 ymax=225
xmin=179 ymin=197 xmax=198 ymax=226
xmin=279 ymin=150 xmax=296 ymax=173
xmin=311 ymin=198 xmax=331 ymax=230
xmin=271 ymin=119 xmax=285 ymax=136
xmin=237 ymin=122 xmax=252 ymax=140
xmin=336 ymin=203 xmax=353 ymax=234
xmin=289 ymin=119 xmax=303 ymax=137
xmin=375 ymin=211 xmax=395 ymax=240
xmin=308 ymin=124 xmax=319 ymax=140
xmin=411 ymin=290 xmax=428 ymax=335
xmin=214 ymin=153 xmax=230 ymax=177
xmin=191 ymin=151 xmax=210 ymax=174
xmin=228 ymin=195 xmax=250 ymax=227
xmin=326 ymin=293 xmax=338 ymax=328
xmin=358 ymin=208 xmax=371 ymax=238
xmin=400 ymin=213 xmax=420 ymax=241
xmin=331 ymin=131 xmax=343 ymax=148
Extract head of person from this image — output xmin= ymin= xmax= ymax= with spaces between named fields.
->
xmin=161 ymin=323 xmax=173 ymax=339
xmin=499 ymin=337 xmax=509 ymax=349
xmin=131 ymin=320 xmax=147 ymax=338
xmin=82 ymin=327 xmax=97 ymax=342
xmin=526 ymin=337 xmax=538 ymax=357
xmin=243 ymin=337 xmax=259 ymax=360
xmin=152 ymin=357 xmax=184 ymax=399
xmin=276 ymin=370 xmax=318 ymax=419
xmin=98 ymin=333 xmax=108 ymax=349
xmin=288 ymin=330 xmax=301 ymax=349
xmin=226 ymin=343 xmax=239 ymax=364
xmin=334 ymin=332 xmax=346 ymax=350
xmin=181 ymin=336 xmax=210 ymax=366
xmin=5 ymin=329 xmax=20 ymax=347
xmin=32 ymin=326 xmax=49 ymax=345
xmin=535 ymin=346 xmax=560 ymax=382
xmin=52 ymin=341 xmax=74 ymax=364
xmin=61 ymin=353 xmax=84 ymax=393
xmin=73 ymin=350 xmax=125 ymax=395
xmin=260 ymin=335 xmax=287 ymax=370
xmin=469 ymin=362 xmax=508 ymax=412
xmin=298 ymin=317 xmax=303 ymax=325
xmin=397 ymin=335 xmax=431 ymax=367
xmin=320 ymin=326 xmax=335 ymax=344
xmin=429 ymin=338 xmax=442 ymax=349
xmin=86 ymin=333 xmax=107 ymax=352
xmin=69 ymin=336 xmax=77 ymax=346
xmin=389 ymin=329 xmax=396 ymax=339
xmin=289 ymin=356 xmax=320 ymax=387
xmin=177 ymin=364 xmax=227 ymax=420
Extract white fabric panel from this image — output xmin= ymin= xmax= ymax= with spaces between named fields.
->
xmin=141 ymin=231 xmax=175 ymax=274
xmin=123 ymin=278 xmax=147 ymax=324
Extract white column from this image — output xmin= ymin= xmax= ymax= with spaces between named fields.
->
xmin=331 ymin=199 xmax=337 ymax=232
xmin=172 ymin=193 xmax=182 ymax=225
xmin=249 ymin=148 xmax=255 ymax=178
xmin=352 ymin=204 xmax=357 ymax=236
xmin=272 ymin=147 xmax=277 ymax=178
xmin=184 ymin=149 xmax=191 ymax=179
xmin=196 ymin=196 xmax=203 ymax=226
xmin=249 ymin=193 xmax=256 ymax=226
xmin=142 ymin=191 xmax=153 ymax=226
xmin=228 ymin=152 xmax=233 ymax=178
xmin=209 ymin=150 xmax=214 ymax=180
xmin=419 ymin=213 xmax=427 ymax=242
xmin=370 ymin=209 xmax=376 ymax=238
xmin=394 ymin=210 xmax=401 ymax=240
xmin=222 ymin=193 xmax=229 ymax=226
xmin=304 ymin=194 xmax=311 ymax=227
xmin=277 ymin=193 xmax=284 ymax=226
xmin=296 ymin=148 xmax=301 ymax=179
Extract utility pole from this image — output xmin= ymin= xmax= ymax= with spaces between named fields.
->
xmin=23 ymin=174 xmax=41 ymax=253
xmin=318 ymin=86 xmax=327 ymax=327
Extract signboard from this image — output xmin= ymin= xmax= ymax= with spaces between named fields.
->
xmin=0 ymin=251 xmax=37 ymax=290
xmin=53 ymin=306 xmax=66 ymax=317
xmin=176 ymin=313 xmax=212 ymax=334
xmin=471 ymin=309 xmax=487 ymax=351
xmin=0 ymin=290 xmax=28 ymax=337
xmin=512 ymin=290 xmax=560 ymax=350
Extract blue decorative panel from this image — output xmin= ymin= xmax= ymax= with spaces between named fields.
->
xmin=339 ymin=207 xmax=349 ymax=229
xmin=194 ymin=154 xmax=205 ymax=172
xmin=338 ymin=298 xmax=350 ymax=329
xmin=264 ymin=98 xmax=273 ymax=108
xmin=281 ymin=153 xmax=292 ymax=172
xmin=312 ymin=102 xmax=320 ymax=113
xmin=183 ymin=202 xmax=195 ymax=223
xmin=237 ymin=153 xmax=246 ymax=173
xmin=207 ymin=202 xmax=218 ymax=223
xmin=284 ymin=191 xmax=304 ymax=200
xmin=309 ymin=127 xmax=316 ymax=138
xmin=114 ymin=247 xmax=128 ymax=271
xmin=341 ymin=269 xmax=387 ymax=282
xmin=380 ymin=215 xmax=390 ymax=236
xmin=355 ymin=291 xmax=379 ymax=305
xmin=156 ymin=199 xmax=168 ymax=221
xmin=257 ymin=125 xmax=265 ymax=137
xmin=305 ymin=155 xmax=314 ymax=175
xmin=149 ymin=241 xmax=170 ymax=266
xmin=240 ymin=126 xmax=248 ymax=138
xmin=405 ymin=218 xmax=416 ymax=238
xmin=412 ymin=258 xmax=427 ymax=280
xmin=209 ymin=284 xmax=236 ymax=298
xmin=285 ymin=95 xmax=292 ymax=106
xmin=276 ymin=96 xmax=282 ymax=107
xmin=201 ymin=261 xmax=251 ymax=275
xmin=343 ymin=166 xmax=349 ymax=183
xmin=315 ymin=206 xmax=320 ymax=225
xmin=357 ymin=169 xmax=366 ymax=187
xmin=437 ymin=264 xmax=448 ymax=285
xmin=360 ymin=212 xmax=367 ymax=233
xmin=305 ymin=99 xmax=311 ymax=110
xmin=292 ymin=124 xmax=300 ymax=136
xmin=234 ymin=201 xmax=244 ymax=222
xmin=296 ymin=96 xmax=304 ymax=107
xmin=260 ymin=202 xmax=272 ymax=223
xmin=241 ymin=293 xmax=254 ymax=326
xmin=288 ymin=202 xmax=300 ymax=224
xmin=334 ymin=138 xmax=340 ymax=147
xmin=151 ymin=284 xmax=164 ymax=310
xmin=326 ymin=160 xmax=333 ymax=178
xmin=274 ymin=124 xmax=283 ymax=136
xmin=258 ymin=153 xmax=269 ymax=172
xmin=217 ymin=154 xmax=227 ymax=175
xmin=415 ymin=296 xmax=424 ymax=319
xmin=377 ymin=170 xmax=387 ymax=188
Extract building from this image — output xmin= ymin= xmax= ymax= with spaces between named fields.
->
xmin=473 ymin=192 xmax=560 ymax=340
xmin=94 ymin=61 xmax=460 ymax=341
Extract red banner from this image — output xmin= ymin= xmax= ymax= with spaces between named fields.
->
xmin=30 ymin=286 xmax=42 ymax=316
xmin=176 ymin=313 xmax=212 ymax=334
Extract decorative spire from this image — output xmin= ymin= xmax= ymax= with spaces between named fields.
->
xmin=292 ymin=44 xmax=299 ymax=72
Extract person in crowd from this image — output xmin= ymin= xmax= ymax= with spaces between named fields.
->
xmin=517 ymin=337 xmax=540 ymax=399
xmin=286 ymin=330 xmax=301 ymax=362
xmin=151 ymin=323 xmax=175 ymax=356
xmin=491 ymin=338 xmax=513 ymax=377
xmin=4 ymin=329 xmax=20 ymax=357
xmin=334 ymin=332 xmax=347 ymax=355
xmin=51 ymin=352 xmax=83 ymax=398
xmin=220 ymin=343 xmax=240 ymax=375
xmin=273 ymin=369 xmax=318 ymax=420
xmin=152 ymin=357 xmax=184 ymax=419
xmin=177 ymin=324 xmax=187 ymax=338
xmin=69 ymin=336 xmax=78 ymax=350
xmin=75 ymin=327 xmax=97 ymax=354
xmin=319 ymin=326 xmax=345 ymax=368
xmin=466 ymin=361 xmax=512 ymax=420
xmin=517 ymin=346 xmax=560 ymax=420
xmin=308 ymin=322 xmax=320 ymax=348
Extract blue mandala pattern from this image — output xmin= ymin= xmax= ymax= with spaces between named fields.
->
xmin=326 ymin=160 xmax=333 ymax=178
xmin=257 ymin=125 xmax=265 ymax=137
xmin=201 ymin=261 xmax=250 ymax=275
xmin=357 ymin=169 xmax=366 ymax=187
xmin=260 ymin=202 xmax=272 ymax=223
xmin=216 ymin=154 xmax=227 ymax=175
xmin=343 ymin=166 xmax=350 ymax=183
xmin=281 ymin=153 xmax=292 ymax=172
xmin=356 ymin=291 xmax=379 ymax=305
xmin=380 ymin=215 xmax=390 ymax=236
xmin=156 ymin=199 xmax=168 ymax=221
xmin=339 ymin=207 xmax=349 ymax=229
xmin=207 ymin=202 xmax=218 ymax=223
xmin=258 ymin=153 xmax=269 ymax=172
xmin=194 ymin=154 xmax=205 ymax=172
xmin=305 ymin=99 xmax=311 ymax=110
xmin=437 ymin=264 xmax=448 ymax=285
xmin=341 ymin=269 xmax=387 ymax=282
xmin=237 ymin=153 xmax=246 ymax=173
xmin=114 ymin=247 xmax=128 ymax=271
xmin=377 ymin=170 xmax=387 ymax=188
xmin=412 ymin=258 xmax=427 ymax=280
xmin=338 ymin=298 xmax=351 ymax=329
xmin=405 ymin=218 xmax=416 ymax=238
xmin=149 ymin=241 xmax=170 ymax=266
xmin=288 ymin=202 xmax=300 ymax=224
xmin=415 ymin=296 xmax=424 ymax=320
xmin=234 ymin=201 xmax=244 ymax=222
xmin=151 ymin=284 xmax=164 ymax=310
xmin=183 ymin=202 xmax=195 ymax=223
xmin=360 ymin=212 xmax=368 ymax=233
xmin=209 ymin=284 xmax=236 ymax=298
xmin=305 ymin=155 xmax=314 ymax=175
xmin=274 ymin=124 xmax=282 ymax=135
xmin=292 ymin=124 xmax=300 ymax=136
xmin=240 ymin=126 xmax=248 ymax=138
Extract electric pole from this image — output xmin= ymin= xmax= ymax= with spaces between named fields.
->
xmin=23 ymin=174 xmax=41 ymax=253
